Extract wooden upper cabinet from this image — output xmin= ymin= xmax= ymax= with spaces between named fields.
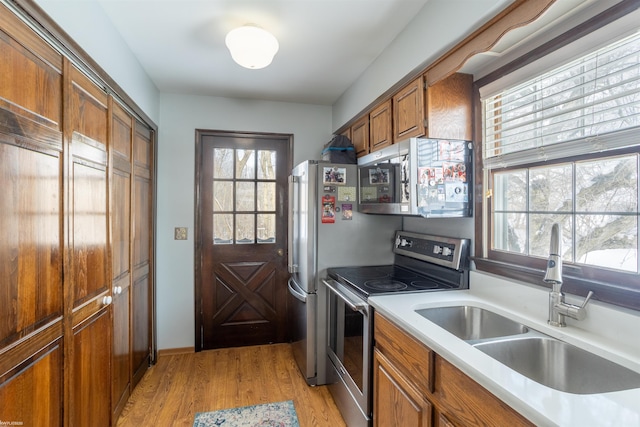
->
xmin=351 ymin=115 xmax=370 ymax=157
xmin=369 ymin=99 xmax=393 ymax=151
xmin=425 ymin=73 xmax=473 ymax=141
xmin=393 ymin=76 xmax=425 ymax=142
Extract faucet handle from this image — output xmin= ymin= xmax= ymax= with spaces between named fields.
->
xmin=580 ymin=290 xmax=595 ymax=309
xmin=569 ymin=291 xmax=594 ymax=321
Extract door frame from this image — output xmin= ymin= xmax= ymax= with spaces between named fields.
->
xmin=194 ymin=129 xmax=293 ymax=352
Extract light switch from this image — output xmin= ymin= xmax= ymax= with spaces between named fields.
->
xmin=174 ymin=227 xmax=188 ymax=240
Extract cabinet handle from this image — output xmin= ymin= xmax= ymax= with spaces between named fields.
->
xmin=114 ymin=286 xmax=122 ymax=295
xmin=102 ymin=295 xmax=113 ymax=306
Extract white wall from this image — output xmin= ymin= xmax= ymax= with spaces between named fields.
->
xmin=34 ymin=0 xmax=160 ymax=123
xmin=332 ymin=0 xmax=511 ymax=131
xmin=156 ymin=93 xmax=332 ymax=349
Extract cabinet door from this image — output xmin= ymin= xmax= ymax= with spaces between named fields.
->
xmin=110 ymin=100 xmax=133 ymax=420
xmin=374 ymin=349 xmax=433 ymax=427
xmin=351 ymin=115 xmax=370 ymax=157
xmin=370 ymin=100 xmax=393 ymax=151
xmin=425 ymin=73 xmax=473 ymax=140
xmin=131 ymin=121 xmax=154 ymax=387
xmin=394 ymin=76 xmax=425 ymax=142
xmin=66 ymin=64 xmax=111 ymax=427
xmin=0 ymin=7 xmax=65 ymax=425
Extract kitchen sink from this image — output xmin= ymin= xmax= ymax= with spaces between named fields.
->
xmin=473 ymin=336 xmax=640 ymax=394
xmin=415 ymin=305 xmax=529 ymax=341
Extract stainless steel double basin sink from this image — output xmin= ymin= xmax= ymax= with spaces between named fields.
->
xmin=416 ymin=305 xmax=640 ymax=394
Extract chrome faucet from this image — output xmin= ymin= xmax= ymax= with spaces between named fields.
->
xmin=544 ymin=223 xmax=594 ymax=327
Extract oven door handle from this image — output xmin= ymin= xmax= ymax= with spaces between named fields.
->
xmin=322 ymin=279 xmax=367 ymax=314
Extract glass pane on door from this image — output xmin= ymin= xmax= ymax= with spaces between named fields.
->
xmin=236 ymin=214 xmax=254 ymax=243
xmin=213 ymin=181 xmax=233 ymax=211
xmin=257 ymin=214 xmax=275 ymax=243
xmin=213 ymin=148 xmax=234 ymax=179
xmin=257 ymin=182 xmax=275 ymax=211
xmin=236 ymin=182 xmax=255 ymax=211
xmin=258 ymin=150 xmax=276 ymax=179
xmin=213 ymin=214 xmax=233 ymax=244
xmin=236 ymin=150 xmax=256 ymax=179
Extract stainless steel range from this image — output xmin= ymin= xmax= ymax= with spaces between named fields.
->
xmin=323 ymin=230 xmax=470 ymax=427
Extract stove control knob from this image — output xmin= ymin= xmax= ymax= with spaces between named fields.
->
xmin=433 ymin=245 xmax=442 ymax=254
xmin=442 ymin=246 xmax=453 ymax=256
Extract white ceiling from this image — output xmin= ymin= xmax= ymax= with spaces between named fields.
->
xmin=34 ymin=0 xmax=614 ymax=109
xmin=94 ymin=0 xmax=431 ymax=105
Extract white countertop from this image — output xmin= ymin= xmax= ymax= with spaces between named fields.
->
xmin=368 ymin=271 xmax=640 ymax=427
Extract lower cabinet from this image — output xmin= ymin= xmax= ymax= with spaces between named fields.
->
xmin=374 ymin=349 xmax=433 ymax=427
xmin=373 ymin=312 xmax=533 ymax=427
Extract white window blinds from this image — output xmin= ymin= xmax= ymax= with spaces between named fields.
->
xmin=483 ymin=31 xmax=640 ymax=169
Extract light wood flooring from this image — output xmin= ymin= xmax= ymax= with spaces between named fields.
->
xmin=116 ymin=343 xmax=347 ymax=426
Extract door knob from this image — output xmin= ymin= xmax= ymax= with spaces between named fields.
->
xmin=277 ymin=248 xmax=284 ymax=256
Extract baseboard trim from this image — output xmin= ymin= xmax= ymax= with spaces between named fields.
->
xmin=157 ymin=346 xmax=195 ymax=357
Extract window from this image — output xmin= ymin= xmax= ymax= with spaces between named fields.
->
xmin=212 ymin=148 xmax=277 ymax=244
xmin=479 ymin=30 xmax=640 ymax=310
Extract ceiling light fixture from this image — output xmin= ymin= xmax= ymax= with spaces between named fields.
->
xmin=225 ymin=24 xmax=279 ymax=70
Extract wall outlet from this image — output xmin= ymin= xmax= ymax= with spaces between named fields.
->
xmin=174 ymin=227 xmax=188 ymax=240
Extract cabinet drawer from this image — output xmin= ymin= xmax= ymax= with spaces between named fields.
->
xmin=374 ymin=312 xmax=433 ymax=397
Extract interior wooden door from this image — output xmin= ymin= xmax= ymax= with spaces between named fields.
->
xmin=196 ymin=131 xmax=291 ymax=350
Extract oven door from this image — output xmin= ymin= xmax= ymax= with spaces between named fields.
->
xmin=323 ymin=279 xmax=371 ymax=426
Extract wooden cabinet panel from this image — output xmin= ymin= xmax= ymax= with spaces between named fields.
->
xmin=111 ymin=276 xmax=131 ymax=416
xmin=394 ymin=76 xmax=425 ymax=142
xmin=70 ymin=309 xmax=111 ymax=427
xmin=0 ymin=3 xmax=62 ymax=130
xmin=434 ymin=356 xmax=532 ymax=427
xmin=425 ymin=73 xmax=473 ymax=141
xmin=70 ymin=159 xmax=108 ymax=305
xmin=370 ymin=100 xmax=392 ymax=151
xmin=374 ymin=349 xmax=433 ymax=427
xmin=0 ymin=341 xmax=63 ymax=427
xmin=351 ymin=115 xmax=369 ymax=157
xmin=0 ymin=142 xmax=62 ymax=346
xmin=374 ymin=312 xmax=433 ymax=397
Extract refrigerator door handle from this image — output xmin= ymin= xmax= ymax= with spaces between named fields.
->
xmin=288 ymin=277 xmax=307 ymax=303
xmin=288 ymin=175 xmax=298 ymax=273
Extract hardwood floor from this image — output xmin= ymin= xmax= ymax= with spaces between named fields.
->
xmin=116 ymin=343 xmax=347 ymax=426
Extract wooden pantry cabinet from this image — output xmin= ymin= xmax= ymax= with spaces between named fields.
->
xmin=373 ymin=313 xmax=533 ymax=427
xmin=0 ymin=3 xmax=155 ymax=426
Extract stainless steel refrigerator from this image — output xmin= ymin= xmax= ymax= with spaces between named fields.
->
xmin=287 ymin=160 xmax=401 ymax=385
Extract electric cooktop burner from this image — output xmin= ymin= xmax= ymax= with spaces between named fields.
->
xmin=364 ymin=280 xmax=408 ymax=291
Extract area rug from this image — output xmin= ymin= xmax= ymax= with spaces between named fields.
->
xmin=193 ymin=400 xmax=300 ymax=427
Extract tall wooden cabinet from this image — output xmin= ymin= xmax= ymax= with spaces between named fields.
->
xmin=0 ymin=7 xmax=65 ymax=425
xmin=0 ymin=2 xmax=155 ymax=426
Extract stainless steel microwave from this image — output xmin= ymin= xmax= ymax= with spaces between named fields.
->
xmin=357 ymin=137 xmax=472 ymax=217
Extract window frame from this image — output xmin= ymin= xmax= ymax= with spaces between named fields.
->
xmin=473 ymin=1 xmax=640 ymax=311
